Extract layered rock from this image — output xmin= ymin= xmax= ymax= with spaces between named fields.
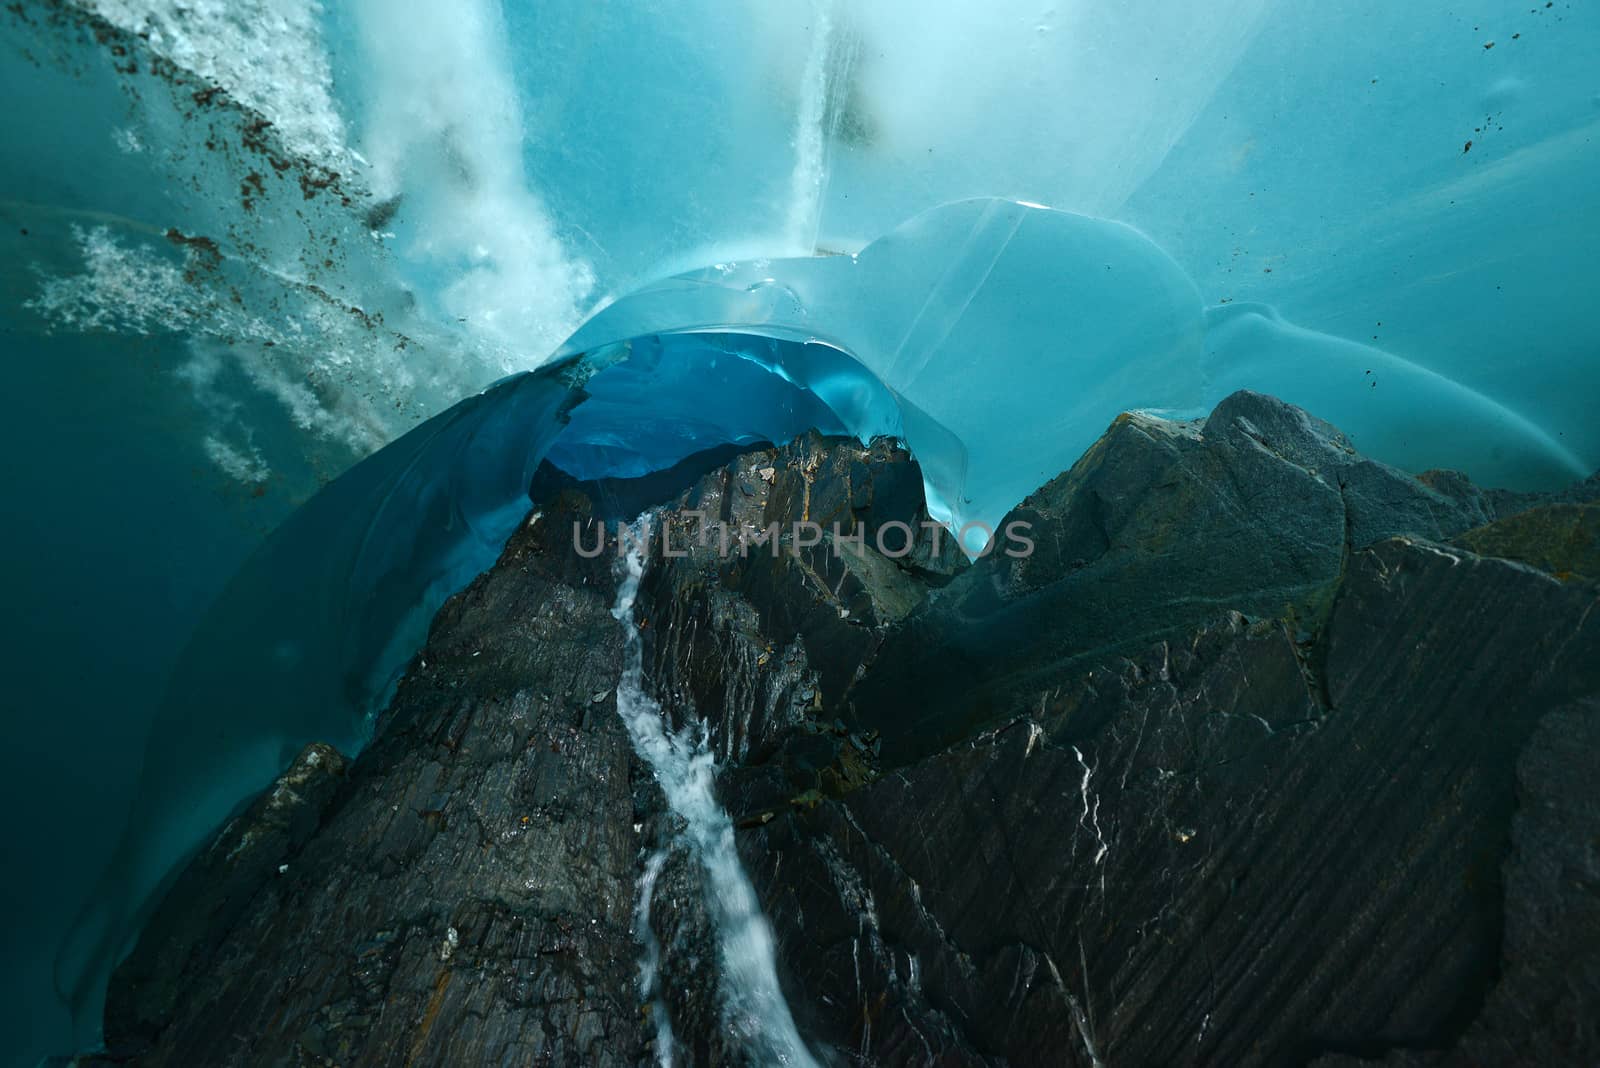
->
xmin=721 ymin=538 xmax=1597 ymax=1065
xmin=94 ymin=500 xmax=660 ymax=1065
xmin=848 ymin=390 xmax=1512 ymax=762
xmin=91 ymin=392 xmax=1599 ymax=1066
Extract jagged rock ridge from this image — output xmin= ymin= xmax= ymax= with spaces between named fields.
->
xmin=90 ymin=392 xmax=1599 ymax=1066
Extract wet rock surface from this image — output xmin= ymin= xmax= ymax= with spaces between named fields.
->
xmin=94 ymin=393 xmax=1599 ymax=1066
xmin=105 ymin=742 xmax=348 ymax=1051
xmin=95 ymin=499 xmax=663 ymax=1066
xmin=728 ymin=539 xmax=1597 ymax=1066
xmin=850 ymin=390 xmax=1514 ymax=763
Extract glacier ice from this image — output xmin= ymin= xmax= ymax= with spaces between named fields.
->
xmin=545 ymin=333 xmax=854 ymax=481
xmin=1205 ymin=303 xmax=1588 ymax=488
xmin=54 ymin=190 xmax=1592 ymax=1035
xmin=554 ymin=198 xmax=1208 ymax=547
xmin=2 ymin=0 xmax=1597 ymax=1060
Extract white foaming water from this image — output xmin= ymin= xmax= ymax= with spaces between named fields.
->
xmin=28 ymin=225 xmax=399 ymax=477
xmin=633 ymin=847 xmax=676 ymax=1065
xmin=85 ymin=0 xmax=349 ymax=167
xmin=350 ymin=0 xmax=596 ymax=373
xmin=782 ymin=0 xmax=840 ymax=255
xmin=611 ymin=527 xmax=820 ymax=1068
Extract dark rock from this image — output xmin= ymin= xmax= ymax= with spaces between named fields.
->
xmin=1437 ymin=696 xmax=1600 ymax=1063
xmin=724 ymin=538 xmax=1598 ymax=1066
xmin=1312 ymin=696 xmax=1600 ymax=1068
xmin=1473 ymin=468 xmax=1600 ymax=521
xmin=529 ymin=440 xmax=764 ymax=523
xmin=105 ymin=742 xmax=347 ymax=1053
xmin=102 ymin=495 xmax=664 ymax=1066
xmin=94 ymin=393 xmax=1600 ymax=1067
xmin=642 ymin=431 xmax=964 ymax=762
xmin=852 ymin=390 xmax=1499 ymax=763
xmin=1452 ymin=502 xmax=1600 ymax=581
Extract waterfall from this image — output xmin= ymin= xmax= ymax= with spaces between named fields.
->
xmin=782 ymin=0 xmax=841 ymax=256
xmin=349 ymin=0 xmax=596 ymax=371
xmin=633 ymin=847 xmax=676 ymax=1064
xmin=611 ymin=526 xmax=819 ymax=1067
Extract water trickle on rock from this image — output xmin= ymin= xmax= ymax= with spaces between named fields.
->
xmin=632 ymin=846 xmax=675 ymax=1064
xmin=611 ymin=522 xmax=819 ymax=1067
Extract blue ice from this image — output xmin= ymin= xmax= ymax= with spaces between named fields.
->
xmin=4 ymin=1 xmax=1596 ymax=1061
xmin=53 ymin=191 xmax=1590 ymax=1038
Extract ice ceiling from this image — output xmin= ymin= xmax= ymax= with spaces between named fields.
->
xmin=1 ymin=0 xmax=1597 ymax=1060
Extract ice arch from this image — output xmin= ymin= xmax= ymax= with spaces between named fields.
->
xmin=53 ymin=196 xmax=1205 ymax=1030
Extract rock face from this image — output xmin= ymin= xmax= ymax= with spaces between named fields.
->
xmin=849 ymin=390 xmax=1509 ymax=762
xmin=93 ymin=392 xmax=1599 ymax=1066
xmin=1453 ymin=503 xmax=1600 ymax=582
xmin=105 ymin=742 xmax=347 ymax=1050
xmin=724 ymin=540 xmax=1597 ymax=1065
xmin=96 ymin=500 xmax=662 ymax=1066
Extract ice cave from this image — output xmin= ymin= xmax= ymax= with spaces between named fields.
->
xmin=1 ymin=2 xmax=1597 ymax=1065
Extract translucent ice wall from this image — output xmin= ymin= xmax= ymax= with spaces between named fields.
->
xmin=553 ymin=198 xmax=1208 ymax=543
xmin=10 ymin=1 xmax=1595 ymax=485
xmin=3 ymin=1 xmax=1598 ymax=1062
xmin=328 ymin=0 xmax=1600 ymax=471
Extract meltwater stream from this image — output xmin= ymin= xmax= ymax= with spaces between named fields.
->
xmin=610 ymin=525 xmax=819 ymax=1067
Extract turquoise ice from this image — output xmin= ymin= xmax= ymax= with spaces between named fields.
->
xmin=1 ymin=1 xmax=1596 ymax=1061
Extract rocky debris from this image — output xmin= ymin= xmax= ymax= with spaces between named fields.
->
xmin=1439 ymin=467 xmax=1600 ymax=524
xmin=528 ymin=441 xmax=761 ymax=523
xmin=93 ymin=392 xmax=1599 ymax=1066
xmin=1435 ymin=697 xmax=1600 ymax=1063
xmin=641 ymin=430 xmax=964 ymax=764
xmin=90 ymin=431 xmax=952 ymax=1067
xmin=724 ymin=538 xmax=1597 ymax=1065
xmin=1431 ymin=461 xmax=1600 ymax=584
xmin=1313 ymin=697 xmax=1600 ymax=1068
